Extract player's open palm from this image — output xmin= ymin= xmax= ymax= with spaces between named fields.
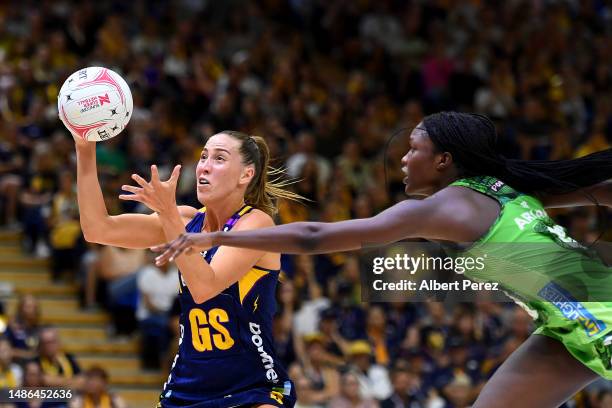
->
xmin=119 ymin=164 xmax=181 ymax=214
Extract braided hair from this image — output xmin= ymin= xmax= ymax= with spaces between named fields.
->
xmin=421 ymin=112 xmax=612 ymax=195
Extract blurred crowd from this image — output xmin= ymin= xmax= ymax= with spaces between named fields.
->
xmin=0 ymin=296 xmax=127 ymax=408
xmin=1 ymin=0 xmax=612 ymax=407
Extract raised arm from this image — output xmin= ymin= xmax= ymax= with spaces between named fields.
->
xmin=153 ymin=188 xmax=472 ymax=263
xmin=75 ymin=140 xmax=196 ymax=248
xmin=536 ymin=180 xmax=612 ymax=208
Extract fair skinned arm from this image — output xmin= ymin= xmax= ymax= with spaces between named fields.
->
xmin=74 ymin=140 xmax=196 ymax=248
xmin=156 ymin=206 xmax=276 ymax=303
xmin=121 ymin=162 xmax=277 ymax=304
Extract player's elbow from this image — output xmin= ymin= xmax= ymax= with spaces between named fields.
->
xmin=297 ymin=223 xmax=323 ymax=253
xmin=80 ymin=216 xmax=114 ymax=244
xmin=190 ymin=282 xmax=218 ymax=304
xmin=81 ymin=225 xmax=101 ymax=243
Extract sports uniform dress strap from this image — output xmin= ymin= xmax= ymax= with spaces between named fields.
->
xmin=199 ymin=204 xmax=254 ymax=260
xmin=451 ymin=175 xmax=521 ymax=206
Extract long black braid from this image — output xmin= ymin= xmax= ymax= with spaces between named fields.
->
xmin=422 ymin=112 xmax=612 ymax=195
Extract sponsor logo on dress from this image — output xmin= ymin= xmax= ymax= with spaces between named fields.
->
xmin=538 ymin=282 xmax=606 ymax=337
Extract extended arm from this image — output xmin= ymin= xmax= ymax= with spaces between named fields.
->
xmin=156 ymin=206 xmax=276 ymax=303
xmin=210 ymin=196 xmax=455 ymax=253
xmin=153 ymin=189 xmax=470 ymax=264
xmin=75 ymin=141 xmax=195 ymax=248
xmin=126 ymin=163 xmax=277 ymax=304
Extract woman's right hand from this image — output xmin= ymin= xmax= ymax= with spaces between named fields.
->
xmin=151 ymin=232 xmax=214 ymax=265
xmin=70 ymin=131 xmax=94 ymax=147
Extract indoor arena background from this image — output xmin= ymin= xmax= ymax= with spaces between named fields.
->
xmin=1 ymin=1 xmax=611 ymax=407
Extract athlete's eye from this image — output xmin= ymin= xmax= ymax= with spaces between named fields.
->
xmin=216 ymin=156 xmax=225 ymax=162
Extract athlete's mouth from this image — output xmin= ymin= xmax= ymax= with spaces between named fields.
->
xmin=198 ymin=177 xmax=210 ymax=186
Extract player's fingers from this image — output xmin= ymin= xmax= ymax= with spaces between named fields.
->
xmin=120 ymin=185 xmax=142 ymax=194
xmin=157 ymin=245 xmax=180 ymax=265
xmin=150 ymin=243 xmax=169 ymax=253
xmin=131 ymin=173 xmax=149 ymax=188
xmin=155 ymin=234 xmax=185 ymax=263
xmin=150 ymin=164 xmax=161 ymax=186
xmin=154 ymin=253 xmax=170 ymax=266
xmin=118 ymin=194 xmax=144 ymax=202
xmin=168 ymin=240 xmax=189 ymax=262
xmin=169 ymin=164 xmax=181 ymax=184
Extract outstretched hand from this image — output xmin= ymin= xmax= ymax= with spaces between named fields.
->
xmin=151 ymin=233 xmax=214 ymax=265
xmin=119 ymin=164 xmax=181 ymax=214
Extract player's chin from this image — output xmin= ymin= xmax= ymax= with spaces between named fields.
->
xmin=403 ymin=180 xmax=414 ymax=195
xmin=196 ymin=189 xmax=211 ymax=203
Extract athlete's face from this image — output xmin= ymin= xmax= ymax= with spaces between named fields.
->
xmin=400 ymin=125 xmax=441 ymax=196
xmin=196 ymin=133 xmax=254 ymax=204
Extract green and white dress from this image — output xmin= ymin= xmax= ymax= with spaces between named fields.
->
xmin=451 ymin=176 xmax=612 ymax=378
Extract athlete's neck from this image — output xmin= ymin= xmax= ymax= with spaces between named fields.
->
xmin=202 ymin=196 xmax=246 ymax=232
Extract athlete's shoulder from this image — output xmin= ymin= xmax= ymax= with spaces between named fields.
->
xmin=235 ymin=207 xmax=275 ymax=231
xmin=428 ymin=185 xmax=494 ymax=223
xmin=429 ymin=185 xmax=475 ymax=206
xmin=178 ymin=205 xmax=199 ymax=219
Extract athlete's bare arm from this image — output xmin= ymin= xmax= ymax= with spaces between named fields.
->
xmin=156 ymin=204 xmax=277 ymax=303
xmin=536 ymin=180 xmax=612 ymax=208
xmin=153 ymin=187 xmax=488 ymax=263
xmin=75 ymin=141 xmax=197 ymax=249
xmin=116 ymin=159 xmax=279 ymax=304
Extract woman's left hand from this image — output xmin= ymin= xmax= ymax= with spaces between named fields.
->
xmin=119 ymin=164 xmax=181 ymax=214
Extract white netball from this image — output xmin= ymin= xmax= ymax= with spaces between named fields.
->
xmin=58 ymin=66 xmax=133 ymax=142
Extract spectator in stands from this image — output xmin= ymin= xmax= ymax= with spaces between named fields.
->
xmin=289 ymin=363 xmax=326 ymax=408
xmin=431 ymin=336 xmax=482 ymax=391
xmin=5 ymin=294 xmax=40 ymax=360
xmin=301 ymin=334 xmax=341 ymax=405
xmin=0 ymin=124 xmax=23 ymax=228
xmin=316 ymin=308 xmax=348 ymax=366
xmin=49 ymin=170 xmax=83 ymax=281
xmin=440 ymin=372 xmax=474 ymax=408
xmin=273 ymin=277 xmax=297 ymax=367
xmin=15 ymin=360 xmax=65 ymax=408
xmin=86 ymin=246 xmax=146 ymax=335
xmin=381 ymin=361 xmax=427 ymax=408
xmin=136 ymin=256 xmax=178 ymax=369
xmin=328 ymin=371 xmax=379 ymax=408
xmin=19 ymin=144 xmax=55 ymax=256
xmin=0 ymin=336 xmax=23 ymax=388
xmin=286 ymin=131 xmax=331 ymax=191
xmin=346 ymin=340 xmax=392 ymax=401
xmin=36 ymin=326 xmax=84 ymax=391
xmin=365 ymin=306 xmax=395 ymax=367
xmin=69 ymin=366 xmax=126 ymax=408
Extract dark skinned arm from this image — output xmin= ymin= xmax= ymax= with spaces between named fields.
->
xmin=153 ymin=189 xmax=475 ymax=263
